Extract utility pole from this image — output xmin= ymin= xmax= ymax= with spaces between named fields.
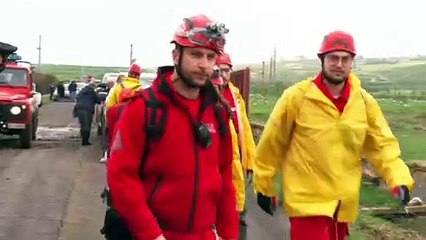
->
xmin=273 ymin=46 xmax=277 ymax=81
xmin=261 ymin=61 xmax=265 ymax=81
xmin=36 ymin=35 xmax=42 ymax=69
xmin=130 ymin=44 xmax=134 ymax=65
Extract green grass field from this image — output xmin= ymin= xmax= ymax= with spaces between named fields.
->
xmin=36 ymin=64 xmax=157 ymax=81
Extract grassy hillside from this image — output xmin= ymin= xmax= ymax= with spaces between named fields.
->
xmin=235 ymin=58 xmax=426 ymax=92
xmin=37 ymin=57 xmax=426 ymax=88
xmin=35 ymin=64 xmax=156 ymax=81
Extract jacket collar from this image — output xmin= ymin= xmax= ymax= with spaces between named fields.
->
xmin=126 ymin=77 xmax=140 ymax=83
xmin=304 ymin=72 xmax=361 ymax=103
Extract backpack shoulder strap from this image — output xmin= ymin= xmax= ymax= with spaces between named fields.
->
xmin=138 ymin=87 xmax=168 ymax=178
xmin=131 ymin=84 xmax=141 ymax=90
xmin=140 ymin=87 xmax=167 ymax=140
xmin=214 ymin=103 xmax=228 ymax=137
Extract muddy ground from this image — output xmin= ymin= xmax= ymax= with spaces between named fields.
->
xmin=0 ymin=102 xmax=290 ymax=240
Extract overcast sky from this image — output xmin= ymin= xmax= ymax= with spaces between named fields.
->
xmin=3 ymin=0 xmax=426 ymax=68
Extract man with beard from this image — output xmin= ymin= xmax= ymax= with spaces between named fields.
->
xmin=253 ymin=31 xmax=414 ymax=240
xmin=106 ymin=14 xmax=239 ymax=240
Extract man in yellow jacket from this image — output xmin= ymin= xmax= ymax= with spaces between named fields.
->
xmin=253 ymin=31 xmax=414 ymax=240
xmin=106 ymin=63 xmax=143 ymax=108
xmin=216 ymin=53 xmax=256 ymax=240
xmin=103 ymin=65 xmax=143 ymax=163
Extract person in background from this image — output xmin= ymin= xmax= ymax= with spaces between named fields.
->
xmin=99 ymin=75 xmax=127 ymax=163
xmin=115 ymin=74 xmax=126 ymax=85
xmin=57 ymin=82 xmax=65 ymax=99
xmin=68 ymin=80 xmax=78 ymax=101
xmin=106 ymin=64 xmax=143 ymax=108
xmin=215 ymin=53 xmax=256 ymax=240
xmin=105 ymin=74 xmax=126 ymax=106
xmin=49 ymin=82 xmax=56 ymax=100
xmin=74 ymin=78 xmax=101 ymax=146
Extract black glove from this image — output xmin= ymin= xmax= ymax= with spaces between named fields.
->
xmin=393 ymin=185 xmax=410 ymax=206
xmin=257 ymin=192 xmax=276 ymax=216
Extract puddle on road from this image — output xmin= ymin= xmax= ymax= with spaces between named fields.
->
xmin=36 ymin=126 xmax=80 ymax=141
xmin=0 ymin=126 xmax=81 ymax=149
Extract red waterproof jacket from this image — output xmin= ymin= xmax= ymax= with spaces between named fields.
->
xmin=107 ymin=66 xmax=239 ymax=240
xmin=106 ymin=104 xmax=121 ymax=147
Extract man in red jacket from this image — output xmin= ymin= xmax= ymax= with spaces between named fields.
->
xmin=107 ymin=14 xmax=239 ymax=240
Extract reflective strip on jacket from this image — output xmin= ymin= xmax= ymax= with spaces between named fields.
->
xmin=253 ymin=73 xmax=414 ymax=223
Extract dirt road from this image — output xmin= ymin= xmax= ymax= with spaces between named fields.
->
xmin=0 ymin=102 xmax=289 ymax=240
xmin=0 ymin=102 xmax=106 ymax=240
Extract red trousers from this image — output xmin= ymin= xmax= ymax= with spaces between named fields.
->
xmin=290 ymin=216 xmax=349 ymax=240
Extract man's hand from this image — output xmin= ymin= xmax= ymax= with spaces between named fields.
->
xmin=257 ymin=192 xmax=277 ymax=215
xmin=392 ymin=185 xmax=410 ymax=206
xmin=153 ymin=234 xmax=166 ymax=240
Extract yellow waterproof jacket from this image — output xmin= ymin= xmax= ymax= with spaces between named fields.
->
xmin=226 ymin=82 xmax=256 ymax=212
xmin=106 ymin=77 xmax=142 ymax=107
xmin=228 ymin=82 xmax=256 ymax=171
xmin=253 ymin=73 xmax=414 ymax=223
xmin=230 ymin=120 xmax=246 ymax=212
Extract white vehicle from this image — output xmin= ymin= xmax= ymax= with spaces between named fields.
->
xmin=32 ymin=83 xmax=42 ymax=107
xmin=101 ymin=73 xmax=120 ymax=84
xmin=102 ymin=71 xmax=156 ymax=88
xmin=101 ymin=72 xmax=128 ymax=84
xmin=140 ymin=72 xmax=156 ymax=89
xmin=52 ymin=81 xmax=87 ymax=101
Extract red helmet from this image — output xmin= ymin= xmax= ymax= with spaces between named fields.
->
xmin=171 ymin=14 xmax=229 ymax=54
xmin=215 ymin=52 xmax=232 ymax=68
xmin=129 ymin=63 xmax=142 ymax=75
xmin=318 ymin=31 xmax=356 ymax=57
